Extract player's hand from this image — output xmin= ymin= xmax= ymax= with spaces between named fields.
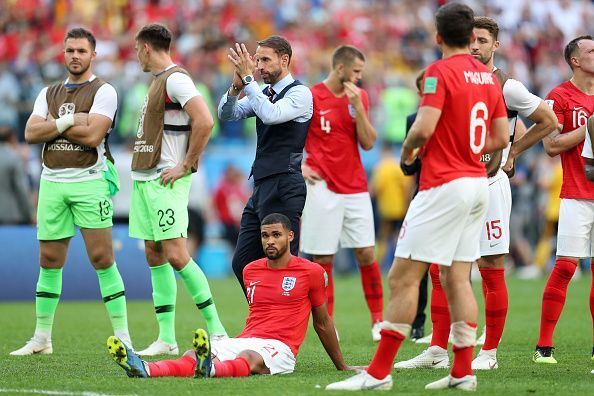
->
xmin=401 ymin=145 xmax=419 ymax=166
xmin=343 ymin=82 xmax=363 ymax=110
xmin=502 ymin=155 xmax=515 ymax=178
xmin=302 ymin=164 xmax=323 ymax=184
xmin=74 ymin=113 xmax=88 ymax=126
xmin=344 ymin=365 xmax=368 ymax=372
xmin=160 ymin=164 xmax=189 ymax=188
xmin=228 ymin=43 xmax=256 ymax=79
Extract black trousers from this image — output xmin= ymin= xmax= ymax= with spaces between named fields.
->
xmin=231 ymin=173 xmax=306 ymax=293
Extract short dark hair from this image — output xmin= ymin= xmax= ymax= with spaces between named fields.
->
xmin=474 ymin=16 xmax=499 ymax=41
xmin=435 ymin=3 xmax=475 ymax=48
xmin=64 ymin=28 xmax=96 ymax=50
xmin=332 ymin=45 xmax=365 ymax=68
xmin=257 ymin=35 xmax=292 ymax=64
xmin=136 ymin=23 xmax=172 ymax=52
xmin=261 ymin=213 xmax=292 ymax=231
xmin=564 ymin=35 xmax=594 ymax=69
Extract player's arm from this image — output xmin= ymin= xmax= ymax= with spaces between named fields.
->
xmin=543 ymin=124 xmax=586 ymax=157
xmin=344 ymin=82 xmax=376 ymax=150
xmin=483 ymin=115 xmax=509 ymax=153
xmin=161 ymin=95 xmax=213 ymax=187
xmin=62 ymin=83 xmax=118 ymax=148
xmin=507 ymin=101 xmax=557 ymax=160
xmin=579 ymin=115 xmax=593 ymax=182
xmin=401 ymin=105 xmax=440 ymax=164
xmin=311 ymin=303 xmax=349 ymax=371
xmin=484 ymin=149 xmax=503 ymax=178
xmin=24 ymin=87 xmax=86 ymax=144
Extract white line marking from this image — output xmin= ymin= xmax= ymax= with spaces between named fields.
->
xmin=0 ymin=389 xmax=136 ymax=396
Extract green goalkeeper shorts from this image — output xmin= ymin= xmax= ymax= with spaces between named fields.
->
xmin=129 ymin=174 xmax=191 ymax=242
xmin=37 ymin=177 xmax=113 ymax=240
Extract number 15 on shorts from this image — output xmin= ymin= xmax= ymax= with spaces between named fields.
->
xmin=485 ymin=220 xmax=502 ymax=240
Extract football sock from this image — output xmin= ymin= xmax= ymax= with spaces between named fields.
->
xmin=149 ymin=263 xmax=177 ymax=345
xmin=148 ymin=355 xmax=195 ymax=377
xmin=213 ymin=357 xmax=251 ymax=377
xmin=451 ymin=321 xmax=477 ymax=378
xmin=360 ymin=261 xmax=383 ymax=323
xmin=317 ymin=261 xmax=334 ymax=316
xmin=367 ymin=328 xmax=405 ymax=379
xmin=590 ymin=261 xmax=594 ymax=342
xmin=537 ymin=258 xmax=576 ymax=347
xmin=429 ymin=264 xmax=450 ymax=349
xmin=479 ymin=267 xmax=508 ymax=350
xmin=96 ymin=262 xmax=129 ymax=334
xmin=178 ymin=259 xmax=227 ymax=336
xmin=34 ymin=267 xmax=63 ymax=339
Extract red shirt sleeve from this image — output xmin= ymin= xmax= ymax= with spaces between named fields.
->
xmin=545 ymin=89 xmax=565 ymax=126
xmin=308 ymin=263 xmax=327 ymax=308
xmin=492 ymin=90 xmax=507 ymax=119
xmin=419 ymin=63 xmax=445 ymax=110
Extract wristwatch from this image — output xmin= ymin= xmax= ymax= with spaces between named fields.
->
xmin=242 ymin=75 xmax=254 ymax=86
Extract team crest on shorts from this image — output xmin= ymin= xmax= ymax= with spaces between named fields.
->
xmin=282 ymin=276 xmax=297 ymax=293
xmin=58 ymin=103 xmax=75 ymax=117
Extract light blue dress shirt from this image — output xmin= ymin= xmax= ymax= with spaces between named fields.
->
xmin=218 ymin=73 xmax=313 ymax=124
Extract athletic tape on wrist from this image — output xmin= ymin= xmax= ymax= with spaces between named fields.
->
xmin=55 ymin=113 xmax=74 ymax=134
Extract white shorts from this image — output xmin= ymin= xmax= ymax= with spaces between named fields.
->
xmin=300 ymin=180 xmax=375 ymax=255
xmin=395 ymin=177 xmax=488 ymax=266
xmin=479 ymin=172 xmax=512 ymax=256
xmin=556 ymin=198 xmax=594 ymax=257
xmin=211 ymin=337 xmax=296 ymax=375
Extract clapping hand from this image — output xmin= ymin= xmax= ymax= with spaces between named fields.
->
xmin=228 ymin=43 xmax=256 ymax=79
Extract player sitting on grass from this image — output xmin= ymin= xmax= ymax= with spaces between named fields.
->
xmin=107 ymin=213 xmax=356 ymax=378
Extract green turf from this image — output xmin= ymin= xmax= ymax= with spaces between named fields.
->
xmin=0 ymin=273 xmax=592 ymax=395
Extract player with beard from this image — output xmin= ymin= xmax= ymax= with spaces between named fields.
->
xmin=300 ymin=45 xmax=383 ymax=342
xmin=218 ymin=36 xmax=313 ymax=293
xmin=11 ymin=28 xmax=133 ymax=355
xmin=107 ymin=213 xmax=355 ymax=379
xmin=394 ymin=16 xmax=557 ymax=371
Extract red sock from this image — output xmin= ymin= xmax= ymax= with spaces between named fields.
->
xmin=367 ymin=329 xmax=405 ymax=379
xmin=360 ymin=262 xmax=383 ymax=323
xmin=213 ymin=357 xmax=251 ymax=377
xmin=317 ymin=262 xmax=334 ymax=316
xmin=590 ymin=261 xmax=594 ymax=329
xmin=148 ymin=355 xmax=195 ymax=377
xmin=537 ymin=258 xmax=577 ymax=347
xmin=451 ymin=322 xmax=477 ymax=379
xmin=429 ymin=264 xmax=450 ymax=349
xmin=479 ymin=267 xmax=508 ymax=350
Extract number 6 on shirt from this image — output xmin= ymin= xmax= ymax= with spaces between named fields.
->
xmin=470 ymin=101 xmax=488 ymax=154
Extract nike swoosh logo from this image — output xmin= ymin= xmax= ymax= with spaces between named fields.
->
xmin=432 ymin=359 xmax=445 ymax=366
xmin=489 ymin=241 xmax=501 ymax=248
xmin=363 ymin=381 xmax=388 ymax=390
xmin=574 ymin=106 xmax=584 ymax=111
xmin=320 ymin=109 xmax=332 ymax=115
xmin=249 ymin=281 xmax=261 ymax=287
xmin=162 ymin=227 xmax=172 ymax=232
xmin=489 ymin=362 xmax=497 ymax=369
xmin=101 ymin=217 xmax=109 ymax=221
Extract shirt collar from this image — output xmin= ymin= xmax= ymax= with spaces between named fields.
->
xmin=270 ymin=73 xmax=294 ymax=95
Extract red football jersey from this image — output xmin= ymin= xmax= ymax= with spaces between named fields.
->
xmin=239 ymin=256 xmax=327 ymax=356
xmin=304 ymin=82 xmax=370 ymax=194
xmin=545 ymin=80 xmax=594 ymax=199
xmin=418 ymin=54 xmax=507 ymax=191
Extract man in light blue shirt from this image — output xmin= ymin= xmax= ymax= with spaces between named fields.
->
xmin=218 ymin=35 xmax=313 ymax=292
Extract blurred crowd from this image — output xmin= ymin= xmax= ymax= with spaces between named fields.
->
xmin=1 ymin=0 xmax=592 ymax=274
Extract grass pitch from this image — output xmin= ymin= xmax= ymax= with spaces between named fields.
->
xmin=0 ymin=274 xmax=592 ymax=395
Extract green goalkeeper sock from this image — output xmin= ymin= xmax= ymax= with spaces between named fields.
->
xmin=96 ymin=262 xmax=129 ymax=334
xmin=150 ymin=263 xmax=177 ymax=344
xmin=177 ymin=259 xmax=227 ymax=336
xmin=34 ymin=267 xmax=63 ymax=338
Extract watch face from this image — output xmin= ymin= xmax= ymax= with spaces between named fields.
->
xmin=243 ymin=75 xmax=253 ymax=85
